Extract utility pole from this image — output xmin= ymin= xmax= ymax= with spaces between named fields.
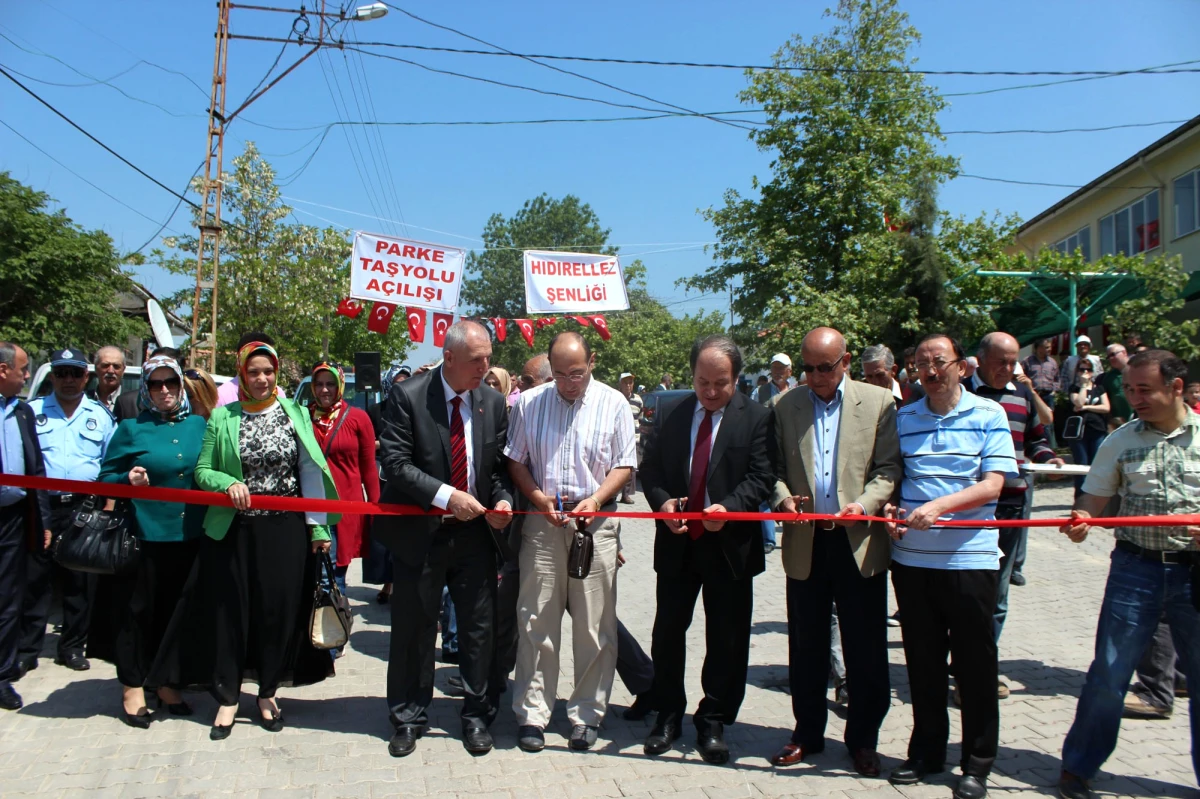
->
xmin=188 ymin=1 xmax=387 ymax=371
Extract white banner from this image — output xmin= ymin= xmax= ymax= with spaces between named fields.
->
xmin=523 ymin=250 xmax=630 ymax=314
xmin=350 ymin=232 xmax=465 ymax=312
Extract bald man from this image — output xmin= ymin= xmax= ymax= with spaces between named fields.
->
xmin=518 ymin=353 xmax=552 ymax=392
xmin=768 ymin=327 xmax=902 ymax=776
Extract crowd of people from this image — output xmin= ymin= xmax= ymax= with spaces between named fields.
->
xmin=0 ymin=320 xmax=1196 ymax=799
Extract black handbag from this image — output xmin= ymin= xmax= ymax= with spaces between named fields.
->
xmin=52 ymin=495 xmax=140 ymax=575
xmin=310 ymin=550 xmax=353 ymax=649
xmin=567 ymin=518 xmax=594 ymax=579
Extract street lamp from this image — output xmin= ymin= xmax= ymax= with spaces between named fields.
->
xmin=350 ymin=3 xmax=388 ymax=21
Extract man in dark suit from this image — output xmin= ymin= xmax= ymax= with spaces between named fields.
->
xmin=0 ymin=342 xmax=50 ymax=710
xmin=376 ymin=320 xmax=514 ymax=758
xmin=639 ymin=335 xmax=775 ymax=763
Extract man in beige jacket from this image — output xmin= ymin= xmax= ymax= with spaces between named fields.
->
xmin=767 ymin=327 xmax=902 ymax=778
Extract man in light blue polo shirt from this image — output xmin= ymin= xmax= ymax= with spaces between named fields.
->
xmin=883 ymin=334 xmax=1017 ymax=799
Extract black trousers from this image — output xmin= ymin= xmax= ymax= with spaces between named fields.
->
xmin=892 ymin=562 xmax=999 ymax=776
xmin=20 ymin=500 xmax=93 ymax=660
xmin=0 ymin=502 xmax=27 ymax=682
xmin=90 ymin=539 xmax=200 ymax=688
xmin=203 ymin=513 xmax=329 ymax=705
xmin=616 ymin=618 xmax=654 ymax=697
xmin=389 ymin=520 xmax=496 ymax=730
xmin=651 ymin=559 xmax=754 ymax=731
xmin=787 ymin=529 xmax=891 ymax=752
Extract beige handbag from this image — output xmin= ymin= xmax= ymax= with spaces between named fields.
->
xmin=310 ymin=551 xmax=352 ymax=650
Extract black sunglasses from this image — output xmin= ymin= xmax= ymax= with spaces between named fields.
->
xmin=147 ymin=377 xmax=182 ymax=391
xmin=183 ymin=369 xmax=202 ymax=380
xmin=799 ymin=362 xmax=841 ymax=374
xmin=52 ymin=367 xmax=86 ymax=379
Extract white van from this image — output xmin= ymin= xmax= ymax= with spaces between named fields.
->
xmin=25 ymin=363 xmax=232 ymax=403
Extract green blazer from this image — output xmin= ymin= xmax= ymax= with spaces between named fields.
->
xmin=194 ymin=398 xmax=341 ymax=542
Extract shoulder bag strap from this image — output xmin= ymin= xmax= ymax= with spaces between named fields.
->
xmin=322 ymin=410 xmax=352 ymax=458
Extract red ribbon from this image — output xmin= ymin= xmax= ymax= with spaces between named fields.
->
xmin=3 ymin=474 xmax=1199 ymax=529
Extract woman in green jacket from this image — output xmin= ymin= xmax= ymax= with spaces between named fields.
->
xmin=192 ymin=338 xmax=341 ymax=740
xmin=94 ymin=355 xmax=206 ymax=728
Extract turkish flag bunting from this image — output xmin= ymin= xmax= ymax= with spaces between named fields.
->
xmin=515 ymin=319 xmax=535 ymax=348
xmin=432 ymin=312 xmax=453 ymax=347
xmin=588 ymin=314 xmax=611 ymax=340
xmin=335 ymin=297 xmax=364 ymax=319
xmin=366 ymin=302 xmax=397 ymax=334
xmin=491 ymin=318 xmax=507 ymax=342
xmin=569 ymin=315 xmax=592 ymax=328
xmin=535 ymin=317 xmax=558 ymax=330
xmin=405 ymin=307 xmax=427 ymax=342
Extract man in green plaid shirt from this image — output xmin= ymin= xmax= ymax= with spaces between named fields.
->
xmin=1056 ymin=350 xmax=1200 ymax=799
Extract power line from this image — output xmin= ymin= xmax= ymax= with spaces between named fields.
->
xmin=348 ymin=39 xmax=1200 ymax=77
xmin=383 ymin=3 xmax=755 ymax=132
xmin=958 ymin=173 xmax=1158 ymax=190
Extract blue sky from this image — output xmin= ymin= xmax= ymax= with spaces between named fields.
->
xmin=2 ymin=1 xmax=1198 ymax=368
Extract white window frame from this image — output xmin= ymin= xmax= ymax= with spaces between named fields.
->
xmin=1173 ymin=167 xmax=1199 ymax=240
xmin=1053 ymin=225 xmax=1091 ymax=261
xmin=1099 ymin=190 xmax=1160 ymax=257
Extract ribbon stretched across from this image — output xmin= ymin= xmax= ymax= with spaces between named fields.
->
xmin=1 ymin=474 xmax=1197 ymax=529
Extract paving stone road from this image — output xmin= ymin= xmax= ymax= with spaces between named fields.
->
xmin=0 ymin=482 xmax=1193 ymax=798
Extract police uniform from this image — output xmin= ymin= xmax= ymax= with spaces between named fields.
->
xmin=18 ymin=348 xmax=115 ymax=670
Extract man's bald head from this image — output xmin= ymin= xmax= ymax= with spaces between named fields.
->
xmin=801 ymin=327 xmax=846 ymax=359
xmin=977 ymin=331 xmax=1020 ymax=390
xmin=520 ymin=353 xmax=552 ymax=390
xmin=800 ymin=327 xmax=850 ymax=402
xmin=547 ymin=331 xmax=594 ymax=402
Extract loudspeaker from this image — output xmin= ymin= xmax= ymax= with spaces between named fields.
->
xmin=355 ymin=351 xmax=381 ymax=393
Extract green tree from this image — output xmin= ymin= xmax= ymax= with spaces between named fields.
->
xmin=153 ymin=143 xmax=412 ymax=381
xmin=461 ymin=195 xmax=725 ymax=382
xmin=0 ymin=172 xmax=145 ymax=353
xmin=687 ymin=0 xmax=958 ymax=360
xmin=1104 ymin=254 xmax=1199 ymax=361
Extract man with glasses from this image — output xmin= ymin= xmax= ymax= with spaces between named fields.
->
xmin=767 ymin=327 xmax=902 ymax=777
xmin=19 ymin=348 xmax=115 ymax=675
xmin=506 ymin=331 xmax=636 ymax=753
xmin=884 ymin=334 xmax=1017 ymax=799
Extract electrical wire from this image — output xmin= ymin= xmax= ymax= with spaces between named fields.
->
xmin=958 ymin=173 xmax=1159 ymax=190
xmin=383 ymin=3 xmax=755 ymax=132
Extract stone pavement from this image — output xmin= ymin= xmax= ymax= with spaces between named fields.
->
xmin=0 ymin=483 xmax=1193 ymax=798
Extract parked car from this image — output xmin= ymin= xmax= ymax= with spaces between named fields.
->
xmin=638 ymin=389 xmax=693 ymax=439
xmin=292 ymin=373 xmax=381 ymax=411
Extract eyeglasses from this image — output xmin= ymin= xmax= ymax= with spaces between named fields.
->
xmin=1077 ymin=367 xmax=1093 ymax=373
xmin=183 ymin=369 xmax=202 ymax=380
xmin=553 ymin=373 xmax=588 ymax=383
xmin=52 ymin=368 xmax=86 ymax=379
xmin=914 ymin=358 xmax=962 ymax=373
xmin=147 ymin=377 xmax=182 ymax=391
xmin=799 ymin=361 xmax=841 ymax=374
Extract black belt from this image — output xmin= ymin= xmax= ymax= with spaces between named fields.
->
xmin=1117 ymin=539 xmax=1193 ymax=565
xmin=813 ymin=519 xmax=837 ymax=531
xmin=48 ymin=493 xmax=86 ymax=507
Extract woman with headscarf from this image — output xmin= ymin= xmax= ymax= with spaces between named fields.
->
xmin=190 ymin=340 xmax=341 ymax=739
xmin=484 ymin=366 xmax=517 ymax=410
xmin=92 ymin=356 xmax=206 ymax=727
xmin=362 ymin=363 xmax=409 ymax=602
xmin=309 ymin=362 xmax=379 ymax=596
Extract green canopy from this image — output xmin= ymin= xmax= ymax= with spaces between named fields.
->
xmin=989 ymin=270 xmax=1200 ymax=346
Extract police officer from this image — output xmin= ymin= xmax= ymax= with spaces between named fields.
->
xmin=17 ymin=348 xmax=114 ymax=674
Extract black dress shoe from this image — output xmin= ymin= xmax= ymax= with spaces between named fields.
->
xmin=445 ymin=674 xmax=465 ymax=697
xmin=1009 ymin=571 xmax=1027 ymax=586
xmin=15 ymin=658 xmax=36 ymax=680
xmin=122 ymin=709 xmax=152 ymax=729
xmin=517 ymin=725 xmax=545 ymax=752
xmin=1057 ymin=771 xmax=1092 ymax=799
xmin=954 ymin=775 xmax=988 ymax=799
xmin=696 ymin=724 xmax=729 ymax=764
xmin=622 ymin=694 xmax=656 ymax=721
xmin=643 ymin=718 xmax=682 ymax=756
xmin=209 ymin=722 xmax=233 ymax=740
xmin=889 ymin=759 xmax=945 ymax=785
xmin=463 ymin=725 xmax=493 ymax=755
xmin=388 ymin=726 xmax=421 ymax=757
xmin=0 ymin=682 xmax=22 ymax=711
xmin=569 ymin=724 xmax=598 ymax=751
xmin=55 ymin=653 xmax=90 ymax=671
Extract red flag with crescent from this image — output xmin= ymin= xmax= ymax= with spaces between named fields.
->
xmin=588 ymin=314 xmax=611 ymax=341
xmin=515 ymin=319 xmax=535 ymax=348
xmin=491 ymin=318 xmax=507 ymax=342
xmin=366 ymin=302 xmax=397 ymax=334
xmin=335 ymin=297 xmax=364 ymax=319
xmin=405 ymin=307 xmax=427 ymax=342
xmin=432 ymin=312 xmax=453 ymax=347
xmin=569 ymin=315 xmax=592 ymax=328
xmin=536 ymin=317 xmax=557 ymax=330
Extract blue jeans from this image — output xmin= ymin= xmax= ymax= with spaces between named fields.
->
xmin=440 ymin=585 xmax=458 ymax=655
xmin=993 ymin=505 xmax=1024 ymax=643
xmin=761 ymin=502 xmax=776 ymax=547
xmin=1069 ymin=430 xmax=1107 ymax=493
xmin=1062 ymin=546 xmax=1200 ymax=782
xmin=323 ymin=527 xmax=348 ymax=595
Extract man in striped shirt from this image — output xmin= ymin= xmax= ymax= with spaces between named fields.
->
xmin=884 ymin=333 xmax=1018 ymax=799
xmin=505 ymin=332 xmax=637 ymax=754
xmin=969 ymin=333 xmax=1065 ymax=697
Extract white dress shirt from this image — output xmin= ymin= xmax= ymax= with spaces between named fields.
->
xmin=688 ymin=401 xmax=725 ymax=507
xmin=431 ymin=373 xmax=476 ymax=510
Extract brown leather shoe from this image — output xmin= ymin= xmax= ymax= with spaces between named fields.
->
xmin=770 ymin=742 xmax=819 ymax=767
xmin=853 ymin=748 xmax=882 ymax=777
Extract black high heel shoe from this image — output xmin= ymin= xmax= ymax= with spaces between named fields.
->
xmin=257 ymin=699 xmax=284 ymax=732
xmin=121 ymin=708 xmax=152 ymax=729
xmin=210 ymin=706 xmax=237 ymax=740
xmin=154 ymin=695 xmax=194 ymax=716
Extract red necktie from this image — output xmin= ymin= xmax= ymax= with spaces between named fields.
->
xmin=449 ymin=396 xmax=469 ymax=493
xmin=687 ymin=410 xmax=713 ymax=539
